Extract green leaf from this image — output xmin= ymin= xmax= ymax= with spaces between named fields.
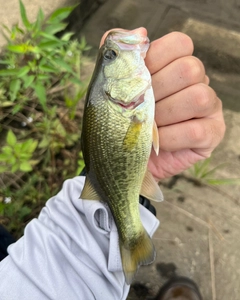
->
xmin=23 ymin=75 xmax=35 ymax=88
xmin=19 ymin=0 xmax=31 ymax=29
xmin=19 ymin=153 xmax=31 ymax=160
xmin=202 ymin=162 xmax=229 ymax=179
xmin=38 ymin=136 xmax=49 ymax=148
xmin=7 ymin=44 xmax=39 ymax=54
xmin=25 ymin=139 xmax=38 ymax=153
xmin=11 ymin=164 xmax=19 ymax=173
xmin=6 ymin=130 xmax=17 ymax=146
xmin=8 ymin=156 xmax=17 ymax=165
xmin=20 ymin=139 xmax=32 ymax=152
xmin=2 ymin=145 xmax=13 ymax=155
xmin=69 ymin=77 xmax=83 ymax=86
xmin=39 ymin=31 xmax=61 ymax=41
xmin=61 ymin=32 xmax=74 ymax=41
xmin=12 ymin=103 xmax=22 ymax=114
xmin=0 ymin=59 xmax=11 ymax=65
xmin=0 ymin=69 xmax=19 ymax=76
xmin=1 ymin=25 xmax=11 ymax=43
xmin=206 ymin=178 xmax=240 ymax=185
xmin=48 ymin=6 xmax=76 ymax=23
xmin=9 ymin=78 xmax=21 ymax=101
xmin=7 ymin=44 xmax=26 ymax=53
xmin=17 ymin=66 xmax=30 ymax=77
xmin=43 ymin=23 xmax=68 ymax=35
xmin=0 ymin=153 xmax=10 ymax=161
xmin=39 ymin=64 xmax=57 ymax=73
xmin=33 ymin=82 xmax=47 ymax=109
xmin=20 ymin=161 xmax=32 ymax=172
xmin=19 ymin=206 xmax=31 ymax=219
xmin=53 ymin=58 xmax=74 ymax=73
xmin=38 ymin=40 xmax=62 ymax=50
xmin=33 ymin=8 xmax=44 ymax=32
xmin=2 ymin=24 xmax=11 ymax=34
xmin=54 ymin=119 xmax=66 ymax=137
xmin=37 ymin=74 xmax=50 ymax=81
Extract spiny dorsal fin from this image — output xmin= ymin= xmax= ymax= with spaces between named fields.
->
xmin=80 ymin=176 xmax=100 ymax=201
xmin=152 ymin=121 xmax=159 ymax=156
xmin=140 ymin=170 xmax=164 ymax=202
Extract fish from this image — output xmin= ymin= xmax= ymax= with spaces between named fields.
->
xmin=80 ymin=28 xmax=163 ymax=284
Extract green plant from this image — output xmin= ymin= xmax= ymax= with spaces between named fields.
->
xmin=76 ymin=151 xmax=85 ymax=176
xmin=188 ymin=157 xmax=240 ymax=185
xmin=0 ymin=0 xmax=89 ymax=113
xmin=0 ymin=1 xmax=90 ymax=238
xmin=0 ymin=130 xmax=38 ymax=172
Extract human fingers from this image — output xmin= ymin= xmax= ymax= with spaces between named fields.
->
xmin=145 ymin=32 xmax=194 ymax=74
xmin=152 ymin=56 xmax=207 ymax=101
xmin=155 ymin=83 xmax=219 ymax=127
xmin=157 ymin=107 xmax=225 ymax=156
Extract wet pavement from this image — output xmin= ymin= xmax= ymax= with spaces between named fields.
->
xmin=77 ymin=1 xmax=240 ymax=299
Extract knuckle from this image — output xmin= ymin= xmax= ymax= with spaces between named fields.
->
xmin=187 ymin=122 xmax=206 ymax=144
xmin=194 ymin=85 xmax=211 ymax=109
xmin=216 ymin=111 xmax=226 ymax=142
xmin=193 ymin=84 xmax=216 ymax=111
xmin=188 ymin=119 xmax=225 ymax=149
xmin=179 ymin=57 xmax=205 ymax=83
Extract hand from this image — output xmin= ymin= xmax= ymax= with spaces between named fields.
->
xmin=100 ymin=28 xmax=226 ymax=181
xmin=145 ymin=31 xmax=226 ymax=180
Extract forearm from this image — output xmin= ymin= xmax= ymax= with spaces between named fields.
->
xmin=0 ymin=176 xmax=159 ymax=300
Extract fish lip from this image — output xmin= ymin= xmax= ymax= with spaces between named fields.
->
xmin=106 ymin=30 xmax=150 ymax=54
xmin=106 ymin=91 xmax=145 ymax=110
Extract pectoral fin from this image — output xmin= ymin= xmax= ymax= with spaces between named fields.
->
xmin=80 ymin=176 xmax=100 ymax=201
xmin=140 ymin=170 xmax=164 ymax=202
xmin=152 ymin=121 xmax=159 ymax=156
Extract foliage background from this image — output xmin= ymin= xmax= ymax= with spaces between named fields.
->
xmin=0 ymin=1 xmax=89 ymax=238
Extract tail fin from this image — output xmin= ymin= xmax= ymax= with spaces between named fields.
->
xmin=120 ymin=230 xmax=156 ymax=285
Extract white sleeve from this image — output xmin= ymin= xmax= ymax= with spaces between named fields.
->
xmin=0 ymin=176 xmax=159 ymax=300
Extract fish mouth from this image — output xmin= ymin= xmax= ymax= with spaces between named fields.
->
xmin=106 ymin=29 xmax=150 ymax=56
xmin=106 ymin=92 xmax=145 ymax=110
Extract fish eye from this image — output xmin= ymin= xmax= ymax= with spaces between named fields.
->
xmin=103 ymin=49 xmax=117 ymax=61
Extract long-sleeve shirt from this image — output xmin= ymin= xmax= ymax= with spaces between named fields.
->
xmin=0 ymin=176 xmax=159 ymax=300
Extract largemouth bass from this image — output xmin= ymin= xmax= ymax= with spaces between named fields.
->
xmin=80 ymin=28 xmax=163 ymax=284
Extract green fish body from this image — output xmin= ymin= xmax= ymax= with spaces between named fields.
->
xmin=81 ymin=29 xmax=163 ymax=284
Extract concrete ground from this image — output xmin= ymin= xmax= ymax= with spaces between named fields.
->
xmin=77 ymin=1 xmax=240 ymax=299
xmin=1 ymin=0 xmax=240 ymax=299
xmin=0 ymin=0 xmax=78 ymax=46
